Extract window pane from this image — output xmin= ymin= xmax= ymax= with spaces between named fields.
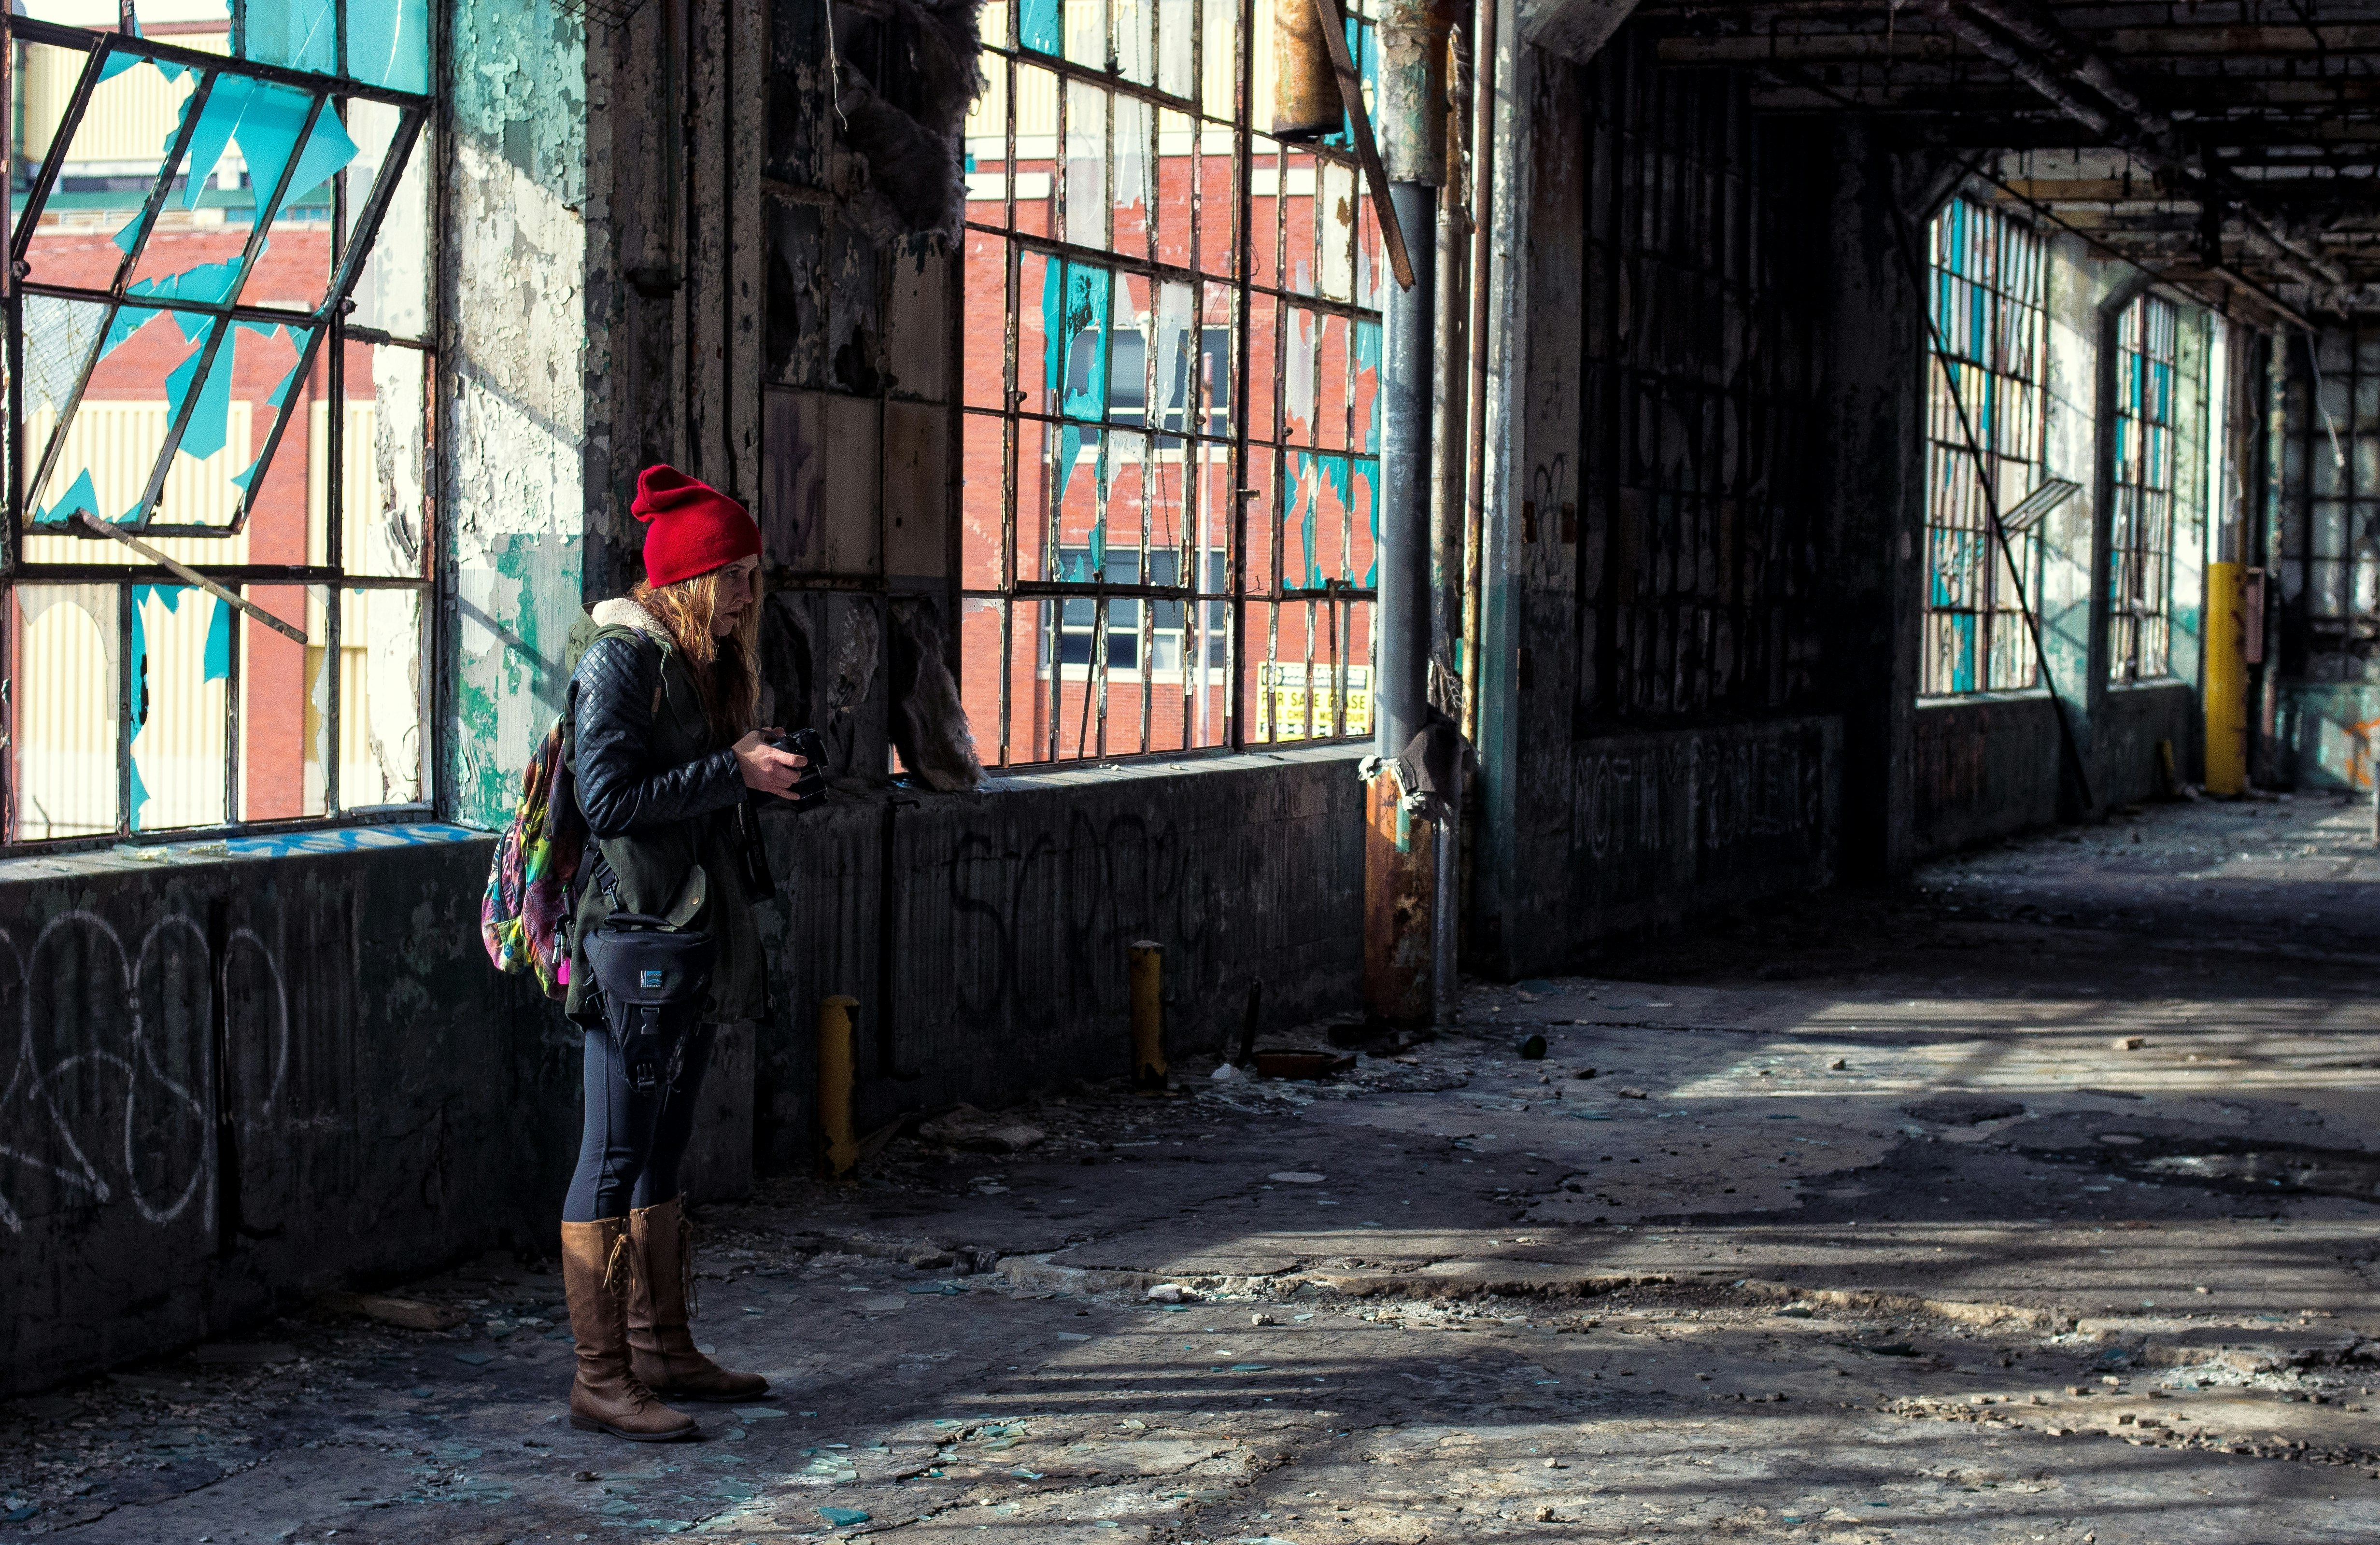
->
xmin=127 ymin=583 xmax=232 ymax=831
xmin=342 ymin=102 xmax=430 ymax=337
xmin=17 ymin=48 xmax=193 ymax=287
xmin=337 ymin=587 xmax=427 ymax=807
xmin=240 ymin=585 xmax=331 ymax=821
xmin=346 ymin=0 xmax=434 ymax=95
xmin=8 ymin=584 xmax=121 ymax=841
xmin=323 ymin=341 xmax=430 ymax=578
xmin=958 ymin=0 xmax=1376 ymax=764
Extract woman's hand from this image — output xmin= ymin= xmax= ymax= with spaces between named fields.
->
xmin=733 ymin=728 xmax=808 ymax=800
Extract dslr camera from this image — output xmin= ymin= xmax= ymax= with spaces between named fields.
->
xmin=733 ymin=726 xmax=826 ymax=902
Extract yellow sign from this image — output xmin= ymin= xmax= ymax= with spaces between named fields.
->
xmin=1255 ymin=662 xmax=1371 ymax=741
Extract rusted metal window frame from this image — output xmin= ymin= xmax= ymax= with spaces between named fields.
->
xmin=2107 ymin=289 xmax=2180 ymax=685
xmin=1921 ymin=196 xmax=2050 ymax=698
xmin=2281 ymin=325 xmax=2380 ymax=673
xmin=960 ymin=0 xmax=1383 ymax=767
xmin=1 ymin=8 xmax=438 ymax=852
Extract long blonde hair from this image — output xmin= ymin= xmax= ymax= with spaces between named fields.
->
xmin=631 ymin=564 xmax=761 ymax=749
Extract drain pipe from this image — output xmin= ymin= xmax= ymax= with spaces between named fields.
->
xmin=1363 ymin=0 xmax=1452 ymax=1029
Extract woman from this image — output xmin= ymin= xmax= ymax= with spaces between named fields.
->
xmin=557 ymin=464 xmax=808 ymax=1442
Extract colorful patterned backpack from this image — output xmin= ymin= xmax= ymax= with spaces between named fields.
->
xmin=480 ymin=684 xmax=586 ymax=999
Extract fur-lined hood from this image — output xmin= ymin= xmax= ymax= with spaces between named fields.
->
xmin=590 ymin=595 xmax=671 ymax=645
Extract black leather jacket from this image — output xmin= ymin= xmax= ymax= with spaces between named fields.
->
xmin=571 ymin=631 xmax=743 ymax=836
xmin=559 ymin=605 xmax=766 ymax=1027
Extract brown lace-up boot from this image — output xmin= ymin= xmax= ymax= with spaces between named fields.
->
xmin=560 ymin=1216 xmax=700 ymax=1441
xmin=625 ymin=1196 xmax=769 ymax=1402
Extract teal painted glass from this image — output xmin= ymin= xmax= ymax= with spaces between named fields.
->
xmin=348 ymin=0 xmax=432 ymax=93
xmin=242 ymin=0 xmax=338 ymax=76
xmin=234 ymin=325 xmax=315 ymax=492
xmin=161 ymin=318 xmax=238 ymax=464
xmin=1355 ymin=320 xmax=1381 ymax=451
xmin=1041 ymin=258 xmax=1112 ymax=504
xmin=203 ymin=597 xmax=234 ymax=683
xmin=1322 ymin=15 xmax=1374 ymax=151
xmin=1020 ymin=0 xmax=1063 ymax=55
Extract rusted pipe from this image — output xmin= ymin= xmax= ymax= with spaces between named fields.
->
xmin=818 ymin=995 xmax=860 ymax=1179
xmin=1129 ymin=941 xmax=1167 ymax=1090
xmin=1274 ymin=0 xmax=1345 ymax=140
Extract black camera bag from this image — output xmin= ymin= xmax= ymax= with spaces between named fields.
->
xmin=581 ymin=912 xmax=718 ymax=1092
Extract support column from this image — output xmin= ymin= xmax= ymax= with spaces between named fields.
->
xmin=1366 ymin=0 xmax=1450 ymax=1029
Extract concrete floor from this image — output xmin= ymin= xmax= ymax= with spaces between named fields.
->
xmin=5 ymin=793 xmax=2380 ymax=1543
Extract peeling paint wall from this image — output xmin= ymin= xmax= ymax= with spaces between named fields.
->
xmin=443 ymin=0 xmax=589 ymax=827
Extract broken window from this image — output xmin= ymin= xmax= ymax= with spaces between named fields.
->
xmin=3 ymin=2 xmax=433 ymax=844
xmin=2108 ymin=292 xmax=2178 ymax=684
xmin=957 ymin=0 xmax=1382 ymax=765
xmin=1922 ymin=197 xmax=2048 ymax=697
xmin=1572 ymin=39 xmax=1824 ymax=723
xmin=2281 ymin=326 xmax=2380 ymax=688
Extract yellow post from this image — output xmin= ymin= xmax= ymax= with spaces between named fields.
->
xmin=2206 ymin=561 xmax=2248 ymax=796
xmin=817 ymin=995 xmax=860 ymax=1179
xmin=1129 ymin=941 xmax=1167 ymax=1091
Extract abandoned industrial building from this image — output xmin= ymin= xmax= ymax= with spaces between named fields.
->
xmin=8 ymin=0 xmax=2380 ymax=1536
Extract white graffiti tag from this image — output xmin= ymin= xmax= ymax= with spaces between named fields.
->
xmin=0 ymin=911 xmax=288 ymax=1236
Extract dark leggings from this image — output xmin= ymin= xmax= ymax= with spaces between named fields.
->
xmin=562 ymin=1024 xmax=717 ymax=1223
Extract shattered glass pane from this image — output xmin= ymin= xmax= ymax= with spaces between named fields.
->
xmin=1111 ymin=92 xmax=1153 ymax=260
xmin=346 ymin=0 xmax=433 ymax=94
xmin=27 ymin=309 xmax=196 ymax=529
xmin=126 ymin=583 xmax=233 ymax=831
xmin=7 ymin=584 xmax=122 ymax=841
xmin=324 ymin=342 xmax=429 ymax=578
xmin=1156 ymin=0 xmax=1192 ymax=99
xmin=241 ymin=585 xmax=332 ymax=821
xmin=20 ymin=295 xmax=111 ymax=433
xmin=161 ymin=319 xmax=313 ymax=528
xmin=241 ymin=0 xmax=337 ymax=77
xmin=1063 ymin=0 xmax=1106 ymax=69
xmin=1116 ymin=0 xmax=1155 ymax=85
xmin=1018 ymin=0 xmax=1062 ymax=57
xmin=1062 ymin=80 xmax=1108 ymax=250
xmin=17 ymin=49 xmax=196 ymax=284
xmin=344 ymin=106 xmax=430 ymax=338
xmin=337 ymin=587 xmax=425 ymax=807
xmin=1199 ymin=0 xmax=1234 ymax=118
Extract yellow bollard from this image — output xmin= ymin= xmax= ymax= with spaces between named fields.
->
xmin=818 ymin=995 xmax=860 ymax=1179
xmin=1129 ymin=941 xmax=1167 ymax=1091
xmin=2205 ymin=561 xmax=2248 ymax=796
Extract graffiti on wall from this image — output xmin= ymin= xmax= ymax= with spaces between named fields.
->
xmin=1576 ymin=728 xmax=1828 ymax=865
xmin=0 ymin=911 xmax=287 ymax=1236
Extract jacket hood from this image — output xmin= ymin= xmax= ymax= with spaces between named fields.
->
xmin=591 ymin=596 xmax=672 ymax=645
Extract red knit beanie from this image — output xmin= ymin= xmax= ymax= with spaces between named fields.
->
xmin=632 ymin=464 xmax=761 ymax=587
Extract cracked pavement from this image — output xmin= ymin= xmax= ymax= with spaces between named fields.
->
xmin=6 ymin=794 xmax=2380 ymax=1543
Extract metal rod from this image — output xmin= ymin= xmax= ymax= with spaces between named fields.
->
xmin=1311 ymin=0 xmax=1415 ymax=291
xmin=72 ymin=514 xmax=309 ymax=644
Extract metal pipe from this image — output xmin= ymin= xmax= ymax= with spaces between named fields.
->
xmin=1128 ymin=941 xmax=1167 ymax=1090
xmin=1378 ymin=181 xmax=1437 ymax=759
xmin=818 ymin=995 xmax=860 ymax=1179
xmin=1273 ymin=0 xmax=1344 ymax=140
xmin=1459 ymin=0 xmax=1498 ymax=750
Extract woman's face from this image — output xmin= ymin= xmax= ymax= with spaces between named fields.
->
xmin=712 ymin=555 xmax=760 ymax=636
